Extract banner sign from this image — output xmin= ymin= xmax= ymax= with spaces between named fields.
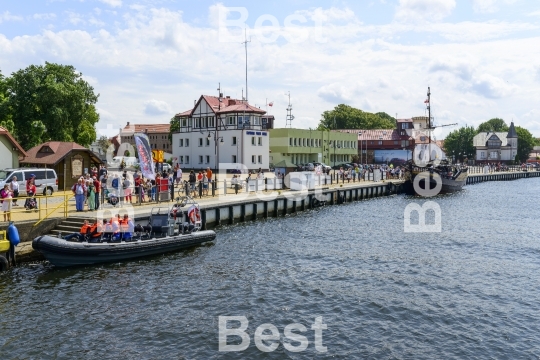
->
xmin=134 ymin=133 xmax=155 ymax=180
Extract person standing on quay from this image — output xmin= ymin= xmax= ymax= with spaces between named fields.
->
xmin=1 ymin=184 xmax=13 ymax=222
xmin=10 ymin=175 xmax=19 ymax=206
xmin=87 ymin=180 xmax=95 ymax=211
xmin=93 ymin=176 xmax=100 ymax=210
xmin=72 ymin=178 xmax=87 ymax=212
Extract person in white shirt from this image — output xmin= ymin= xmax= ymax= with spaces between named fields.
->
xmin=10 ymin=176 xmax=19 ymax=206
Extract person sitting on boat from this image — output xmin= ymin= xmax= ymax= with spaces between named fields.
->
xmin=183 ymin=204 xmax=201 ymax=233
xmin=64 ymin=220 xmax=91 ymax=242
xmin=110 ymin=214 xmax=122 ymax=241
xmin=120 ymin=214 xmax=135 ymax=241
xmin=88 ymin=219 xmax=103 ymax=243
xmin=102 ymin=219 xmax=112 ymax=241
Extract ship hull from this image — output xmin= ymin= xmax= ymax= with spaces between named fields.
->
xmin=403 ymin=170 xmax=468 ymax=196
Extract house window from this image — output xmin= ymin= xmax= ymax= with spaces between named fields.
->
xmin=185 ymin=138 xmax=189 ymax=147
xmin=232 ymin=136 xmax=237 ymax=145
xmin=208 ymin=117 xmax=215 ymax=128
xmin=185 ymin=156 xmax=190 ymax=164
xmin=179 ymin=156 xmax=184 ymax=164
xmin=481 ymin=151 xmax=485 ymax=158
xmin=258 ymin=137 xmax=262 ymax=146
xmin=181 ymin=118 xmax=187 ymax=127
xmin=258 ymin=155 xmax=262 ymax=163
xmin=394 ymin=141 xmax=398 ymax=145
xmin=206 ymin=138 xmax=210 ymax=146
xmin=198 ymin=138 xmax=203 ymax=147
xmin=228 ymin=116 xmax=235 ymax=125
xmin=289 ymin=138 xmax=292 ymax=146
xmin=199 ymin=156 xmax=203 ymax=164
xmin=294 ymin=138 xmax=297 ymax=146
xmin=252 ymin=137 xmax=256 ymax=145
xmin=253 ymin=117 xmax=260 ymax=125
xmin=232 ymin=155 xmax=237 ymax=163
xmin=205 ymin=156 xmax=210 ymax=164
xmin=195 ymin=118 xmax=200 ymax=128
xmin=252 ymin=155 xmax=256 ymax=164
xmin=378 ymin=141 xmax=383 ymax=145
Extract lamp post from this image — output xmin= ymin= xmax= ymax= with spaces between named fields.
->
xmin=208 ymin=131 xmax=223 ymax=183
xmin=358 ymin=132 xmax=362 ymax=164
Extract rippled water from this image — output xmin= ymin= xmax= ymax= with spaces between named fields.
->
xmin=1 ymin=178 xmax=540 ymax=359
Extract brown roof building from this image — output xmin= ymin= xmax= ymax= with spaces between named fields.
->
xmin=21 ymin=141 xmax=102 ymax=190
xmin=120 ymin=122 xmax=172 ymax=153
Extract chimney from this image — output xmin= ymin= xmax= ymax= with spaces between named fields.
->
xmin=194 ymin=100 xmax=196 ymax=106
xmin=127 ymin=121 xmax=130 ymax=126
xmin=145 ymin=128 xmax=148 ymax=133
xmin=226 ymin=96 xmax=230 ymax=99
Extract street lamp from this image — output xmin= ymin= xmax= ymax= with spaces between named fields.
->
xmin=358 ymin=132 xmax=362 ymax=164
xmin=208 ymin=131 xmax=224 ymax=183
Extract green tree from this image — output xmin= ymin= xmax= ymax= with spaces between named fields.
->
xmin=96 ymin=135 xmax=112 ymax=154
xmin=477 ymin=118 xmax=508 ymax=133
xmin=515 ymin=126 xmax=535 ymax=162
xmin=443 ymin=126 xmax=477 ymax=162
xmin=0 ymin=71 xmax=14 ymax=133
xmin=4 ymin=62 xmax=99 ymax=149
xmin=317 ymin=104 xmax=395 ymax=130
xmin=169 ymin=116 xmax=179 ymax=142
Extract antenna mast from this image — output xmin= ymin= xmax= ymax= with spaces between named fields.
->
xmin=286 ymin=91 xmax=294 ymax=128
xmin=242 ymin=28 xmax=251 ymax=103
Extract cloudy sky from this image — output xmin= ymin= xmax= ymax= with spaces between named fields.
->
xmin=1 ymin=0 xmax=539 ymax=139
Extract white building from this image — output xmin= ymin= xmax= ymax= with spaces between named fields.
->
xmin=172 ymin=95 xmax=270 ymax=173
xmin=473 ymin=122 xmax=518 ymax=163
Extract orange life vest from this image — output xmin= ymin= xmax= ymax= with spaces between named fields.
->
xmin=188 ymin=207 xmax=201 ymax=225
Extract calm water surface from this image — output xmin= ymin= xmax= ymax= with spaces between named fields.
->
xmin=1 ymin=178 xmax=540 ymax=359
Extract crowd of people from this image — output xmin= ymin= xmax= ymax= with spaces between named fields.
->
xmin=1 ymin=173 xmax=39 ymax=221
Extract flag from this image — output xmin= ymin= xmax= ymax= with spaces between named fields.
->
xmin=268 ymin=102 xmax=273 ymax=107
xmin=134 ymin=132 xmax=156 ymax=180
xmin=424 ymin=99 xmax=429 ymax=104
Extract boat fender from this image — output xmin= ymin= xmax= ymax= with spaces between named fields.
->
xmin=7 ymin=223 xmax=20 ymax=246
xmin=311 ymin=197 xmax=321 ymax=208
xmin=0 ymin=255 xmax=8 ymax=272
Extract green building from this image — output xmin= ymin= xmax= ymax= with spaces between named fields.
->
xmin=269 ymin=128 xmax=358 ymax=167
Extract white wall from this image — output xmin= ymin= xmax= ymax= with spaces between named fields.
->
xmin=173 ymin=129 xmax=269 ymax=170
xmin=0 ymin=139 xmax=15 ymax=169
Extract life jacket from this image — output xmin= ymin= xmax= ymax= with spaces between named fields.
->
xmin=120 ymin=218 xmax=130 ymax=232
xmin=188 ymin=206 xmax=201 ymax=225
xmin=111 ymin=218 xmax=120 ymax=233
xmin=80 ymin=224 xmax=91 ymax=235
xmin=90 ymin=221 xmax=103 ymax=238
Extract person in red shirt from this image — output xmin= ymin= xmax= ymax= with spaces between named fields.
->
xmin=93 ymin=176 xmax=101 ymax=210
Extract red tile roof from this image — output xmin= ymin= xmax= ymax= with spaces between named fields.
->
xmin=121 ymin=123 xmax=170 ymax=134
xmin=0 ymin=126 xmax=28 ymax=156
xmin=21 ymin=141 xmax=101 ymax=165
xmin=175 ymin=95 xmax=266 ymax=117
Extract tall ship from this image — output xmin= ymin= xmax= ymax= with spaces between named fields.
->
xmin=403 ymin=87 xmax=468 ymax=195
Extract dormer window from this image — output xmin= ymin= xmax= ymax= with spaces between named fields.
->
xmin=39 ymin=146 xmax=52 ymax=153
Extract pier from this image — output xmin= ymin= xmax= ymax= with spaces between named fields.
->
xmin=466 ymin=167 xmax=540 ymax=185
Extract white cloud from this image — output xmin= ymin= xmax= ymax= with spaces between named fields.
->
xmin=32 ymin=13 xmax=57 ymax=20
xmin=470 ymin=74 xmax=518 ymax=99
xmin=317 ymin=83 xmax=363 ymax=104
xmin=0 ymin=11 xmax=23 ymax=23
xmin=472 ymin=0 xmax=518 ymax=14
xmin=472 ymin=0 xmax=498 ymax=13
xmin=66 ymin=11 xmax=84 ymax=25
xmin=528 ymin=10 xmax=540 ymax=17
xmin=98 ymin=0 xmax=122 ymax=7
xmin=395 ymin=0 xmax=456 ymax=22
xmin=144 ymin=100 xmax=172 ymax=115
xmin=429 ymin=59 xmax=475 ymax=80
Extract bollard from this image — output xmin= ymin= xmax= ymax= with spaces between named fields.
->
xmin=198 ymin=181 xmax=203 ymax=198
xmin=212 ymin=180 xmax=215 ymax=197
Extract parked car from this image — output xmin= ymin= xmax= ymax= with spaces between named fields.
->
xmin=0 ymin=168 xmax=59 ymax=196
xmin=313 ymin=162 xmax=331 ymax=173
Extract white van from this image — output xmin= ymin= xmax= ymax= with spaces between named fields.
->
xmin=0 ymin=168 xmax=59 ymax=196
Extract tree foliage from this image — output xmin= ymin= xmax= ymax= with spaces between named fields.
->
xmin=443 ymin=126 xmax=477 ymax=162
xmin=317 ymin=104 xmax=395 ymax=130
xmin=3 ymin=62 xmax=99 ymax=150
xmin=476 ymin=118 xmax=508 ymax=133
xmin=97 ymin=135 xmax=112 ymax=154
xmin=169 ymin=116 xmax=180 ymax=142
xmin=515 ymin=126 xmax=535 ymax=162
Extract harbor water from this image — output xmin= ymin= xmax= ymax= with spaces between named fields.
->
xmin=1 ymin=178 xmax=540 ymax=359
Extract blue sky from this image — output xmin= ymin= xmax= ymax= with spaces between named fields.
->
xmin=1 ymin=0 xmax=540 ymax=138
